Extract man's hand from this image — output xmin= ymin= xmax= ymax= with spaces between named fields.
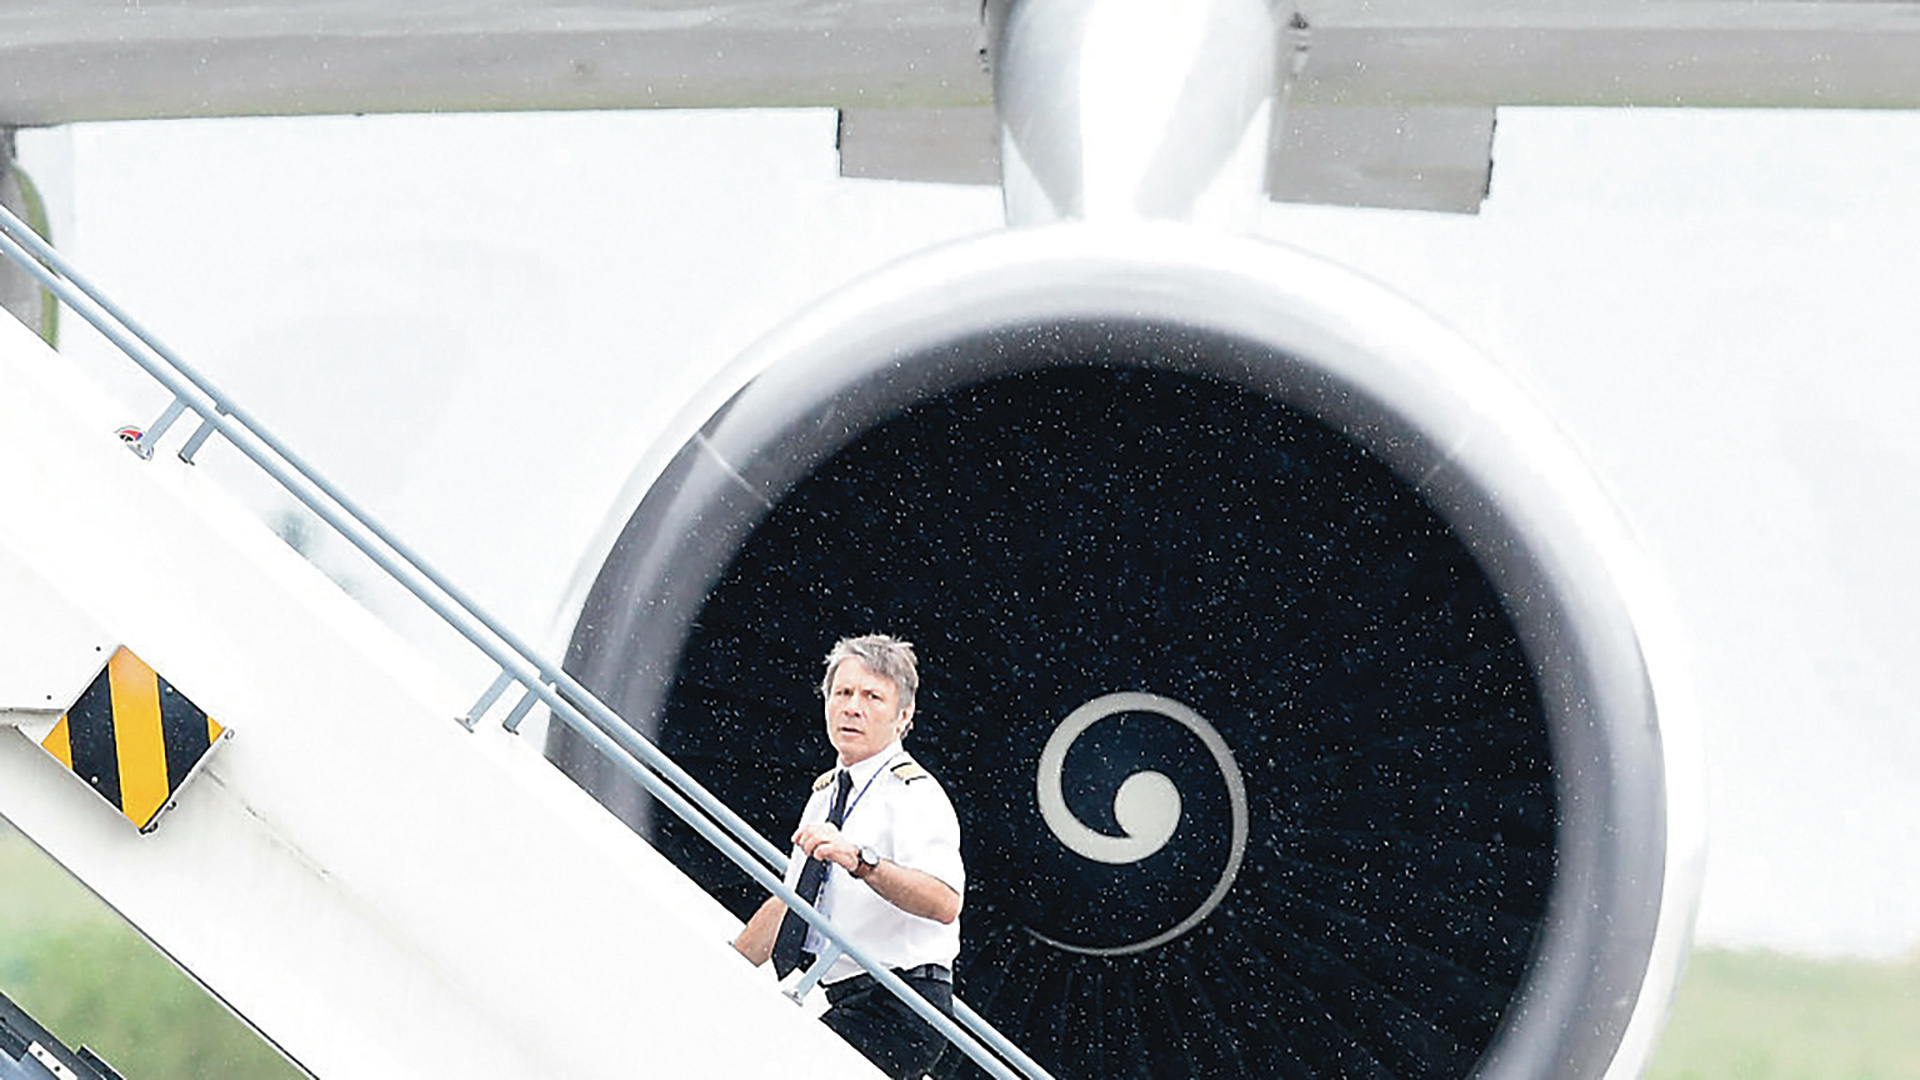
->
xmin=793 ymin=821 xmax=961 ymax=925
xmin=793 ymin=821 xmax=861 ymax=873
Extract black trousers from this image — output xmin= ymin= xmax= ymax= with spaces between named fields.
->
xmin=821 ymin=966 xmax=955 ymax=1080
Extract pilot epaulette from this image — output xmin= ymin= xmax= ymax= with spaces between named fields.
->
xmin=890 ymin=760 xmax=931 ymax=784
xmin=812 ymin=769 xmax=839 ymax=793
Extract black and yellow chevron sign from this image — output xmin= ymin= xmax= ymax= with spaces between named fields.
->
xmin=41 ymin=647 xmax=227 ymax=833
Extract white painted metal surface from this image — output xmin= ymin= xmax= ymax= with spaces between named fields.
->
xmin=0 ymin=1 xmax=990 ymax=126
xmin=0 ymin=553 xmax=113 ymax=719
xmin=992 ymin=0 xmax=1283 ymax=229
xmin=5 ymin=2 xmax=1920 ymax=213
xmin=4 ymin=1 xmax=1920 ymax=127
xmin=0 ymin=311 xmax=879 ymax=1080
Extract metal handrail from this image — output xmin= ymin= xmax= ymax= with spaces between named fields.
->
xmin=0 ymin=202 xmax=1054 ymax=1080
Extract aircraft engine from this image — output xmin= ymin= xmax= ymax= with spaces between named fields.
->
xmin=553 ymin=225 xmax=1699 ymax=1080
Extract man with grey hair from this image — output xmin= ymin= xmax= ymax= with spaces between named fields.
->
xmin=733 ymin=634 xmax=965 ymax=1079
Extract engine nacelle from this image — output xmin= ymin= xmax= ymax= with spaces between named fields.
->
xmin=554 ymin=224 xmax=1701 ymax=1079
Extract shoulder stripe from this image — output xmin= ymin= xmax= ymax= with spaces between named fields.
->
xmin=890 ymin=760 xmax=931 ymax=783
xmin=812 ymin=769 xmax=838 ymax=792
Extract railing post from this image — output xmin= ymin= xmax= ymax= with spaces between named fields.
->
xmin=461 ymin=669 xmax=517 ymax=731
xmin=138 ymin=397 xmax=191 ymax=459
xmin=784 ymin=943 xmax=843 ymax=1005
xmin=177 ymin=404 xmax=231 ymax=464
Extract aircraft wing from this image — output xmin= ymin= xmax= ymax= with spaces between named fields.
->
xmin=4 ymin=2 xmax=1920 ymax=211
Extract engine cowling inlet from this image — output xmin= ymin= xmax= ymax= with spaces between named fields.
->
xmin=554 ymin=226 xmax=1692 ymax=1080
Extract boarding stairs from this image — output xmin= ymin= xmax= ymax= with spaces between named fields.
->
xmin=0 ymin=204 xmax=1051 ymax=1080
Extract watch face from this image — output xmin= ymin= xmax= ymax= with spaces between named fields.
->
xmin=860 ymin=847 xmax=879 ymax=867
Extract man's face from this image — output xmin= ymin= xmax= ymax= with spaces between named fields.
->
xmin=824 ymin=657 xmax=909 ymax=766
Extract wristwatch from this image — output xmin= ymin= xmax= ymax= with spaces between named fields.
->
xmin=855 ymin=846 xmax=881 ymax=879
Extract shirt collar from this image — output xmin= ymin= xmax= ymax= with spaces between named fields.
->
xmin=839 ymin=740 xmax=906 ymax=790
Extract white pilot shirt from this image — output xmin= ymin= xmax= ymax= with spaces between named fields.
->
xmin=785 ymin=739 xmax=965 ymax=986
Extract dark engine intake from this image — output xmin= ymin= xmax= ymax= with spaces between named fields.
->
xmin=553 ymin=227 xmax=1695 ymax=1079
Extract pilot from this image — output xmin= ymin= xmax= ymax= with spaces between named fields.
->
xmin=732 ymin=634 xmax=966 ymax=1080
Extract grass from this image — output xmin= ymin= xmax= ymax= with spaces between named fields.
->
xmin=1646 ymin=947 xmax=1920 ymax=1080
xmin=0 ymin=821 xmax=305 ymax=1078
xmin=5 ymin=816 xmax=1917 ymax=1078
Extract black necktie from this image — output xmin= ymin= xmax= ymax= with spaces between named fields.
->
xmin=772 ymin=769 xmax=854 ymax=977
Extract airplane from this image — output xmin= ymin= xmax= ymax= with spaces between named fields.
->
xmin=4 ymin=3 xmax=1919 ymax=1079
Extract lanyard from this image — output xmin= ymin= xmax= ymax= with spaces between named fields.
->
xmin=840 ymin=750 xmax=904 ymax=826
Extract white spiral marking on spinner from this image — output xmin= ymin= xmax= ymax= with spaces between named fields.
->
xmin=1033 ymin=691 xmax=1249 ymax=955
